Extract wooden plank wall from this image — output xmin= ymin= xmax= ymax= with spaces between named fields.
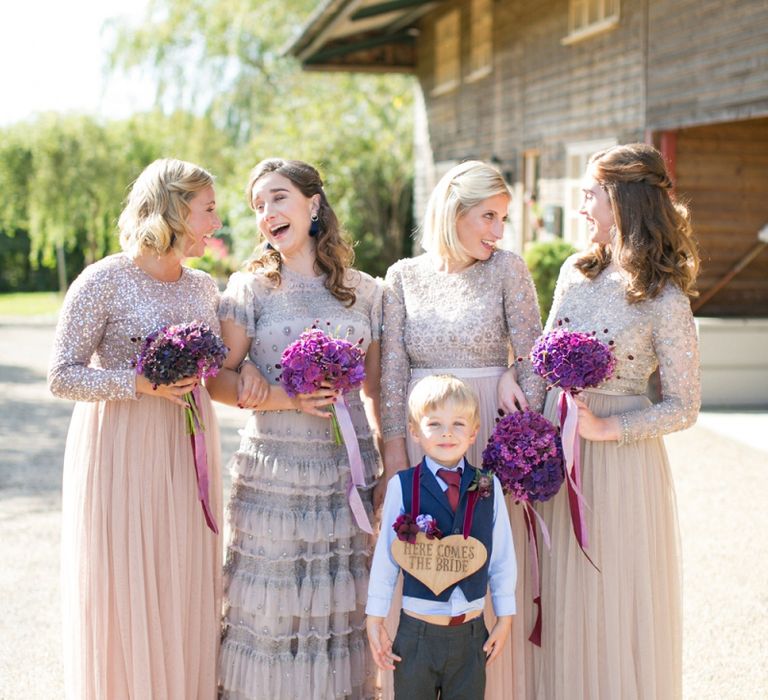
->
xmin=416 ymin=0 xmax=647 ymax=177
xmin=675 ymin=118 xmax=768 ymax=317
xmin=647 ymin=0 xmax=768 ymax=130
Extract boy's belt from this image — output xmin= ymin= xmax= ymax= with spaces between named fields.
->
xmin=403 ymin=609 xmax=483 ymax=627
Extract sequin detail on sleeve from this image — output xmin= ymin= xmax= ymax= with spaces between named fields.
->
xmin=546 ymin=259 xmax=700 ymax=444
xmin=618 ymin=287 xmax=700 ymax=444
xmin=380 ymin=263 xmax=408 ymax=441
xmin=502 ymin=253 xmax=546 ymax=412
xmin=48 ymin=254 xmax=221 ymax=403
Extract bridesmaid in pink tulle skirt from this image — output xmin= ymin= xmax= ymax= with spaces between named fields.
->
xmin=49 ymin=158 xmax=224 ymax=699
xmin=535 ymin=143 xmax=701 ymax=700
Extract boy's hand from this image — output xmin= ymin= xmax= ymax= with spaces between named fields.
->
xmin=484 ymin=615 xmax=513 ymax=665
xmin=366 ymin=616 xmax=401 ymax=671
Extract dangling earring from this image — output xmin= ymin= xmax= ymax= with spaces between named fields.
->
xmin=309 ymin=213 xmax=320 ymax=237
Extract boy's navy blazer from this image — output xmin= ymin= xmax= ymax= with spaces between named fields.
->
xmin=398 ymin=458 xmax=494 ymax=602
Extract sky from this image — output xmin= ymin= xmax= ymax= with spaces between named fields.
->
xmin=0 ymin=0 xmax=153 ymax=126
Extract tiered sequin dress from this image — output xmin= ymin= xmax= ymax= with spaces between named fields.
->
xmin=380 ymin=249 xmax=545 ymax=699
xmin=48 ymin=253 xmax=222 ymax=700
xmin=217 ymin=266 xmax=382 ymax=699
xmin=534 ymin=257 xmax=700 ymax=700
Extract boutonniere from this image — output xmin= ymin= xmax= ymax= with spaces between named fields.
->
xmin=467 ymin=469 xmax=493 ymax=500
xmin=393 ymin=513 xmax=443 ymax=544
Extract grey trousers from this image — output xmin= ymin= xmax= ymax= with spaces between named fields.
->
xmin=392 ymin=611 xmax=489 ymax=700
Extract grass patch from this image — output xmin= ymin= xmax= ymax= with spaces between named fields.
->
xmin=0 ymin=291 xmax=62 ymax=317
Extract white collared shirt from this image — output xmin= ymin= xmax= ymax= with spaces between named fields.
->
xmin=366 ymin=456 xmax=517 ymax=618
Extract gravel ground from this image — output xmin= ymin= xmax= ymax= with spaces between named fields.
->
xmin=1 ymin=320 xmax=766 ymax=699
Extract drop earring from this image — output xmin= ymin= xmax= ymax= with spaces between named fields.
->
xmin=309 ymin=213 xmax=320 ymax=237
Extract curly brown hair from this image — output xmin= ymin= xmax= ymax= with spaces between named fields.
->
xmin=244 ymin=158 xmax=356 ymax=306
xmin=575 ymin=143 xmax=699 ymax=303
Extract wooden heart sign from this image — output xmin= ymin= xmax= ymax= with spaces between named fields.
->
xmin=391 ymin=532 xmax=488 ymax=595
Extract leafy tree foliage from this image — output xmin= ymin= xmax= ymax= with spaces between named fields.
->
xmin=109 ymin=0 xmax=415 ymax=276
xmin=0 ymin=0 xmax=414 ymax=291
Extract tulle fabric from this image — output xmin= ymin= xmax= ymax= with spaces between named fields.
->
xmin=534 ymin=389 xmax=682 ymax=700
xmin=60 ymin=389 xmax=223 ymax=700
xmin=380 ymin=367 xmax=536 ymax=700
xmin=219 ymin=411 xmax=378 ymax=699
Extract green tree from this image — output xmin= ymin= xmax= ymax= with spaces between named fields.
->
xmin=108 ymin=0 xmax=414 ymax=276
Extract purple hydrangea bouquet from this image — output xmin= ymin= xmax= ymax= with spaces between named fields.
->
xmin=529 ymin=322 xmax=615 ymax=565
xmin=133 ymin=321 xmax=228 ymax=533
xmin=530 ymin=325 xmax=616 ymax=394
xmin=278 ymin=324 xmax=372 ymax=534
xmin=277 ymin=326 xmax=366 ymax=443
xmin=482 ymin=409 xmax=565 ymax=645
xmin=481 ymin=410 xmax=565 ymax=503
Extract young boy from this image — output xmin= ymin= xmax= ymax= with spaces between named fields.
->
xmin=366 ymin=374 xmax=517 ymax=699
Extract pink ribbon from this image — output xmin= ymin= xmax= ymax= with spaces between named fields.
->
xmin=333 ymin=397 xmax=373 ymax=534
xmin=558 ymin=391 xmax=597 ymax=569
xmin=189 ymin=387 xmax=218 ymax=534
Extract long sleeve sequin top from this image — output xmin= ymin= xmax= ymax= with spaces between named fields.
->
xmin=48 ymin=253 xmax=220 ymax=402
xmin=380 ymin=250 xmax=544 ymax=441
xmin=546 ymin=255 xmax=700 ymax=444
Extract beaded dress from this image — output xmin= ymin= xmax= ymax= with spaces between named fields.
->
xmin=380 ymin=249 xmax=545 ymax=699
xmin=534 ymin=257 xmax=700 ymax=700
xmin=48 ymin=253 xmax=223 ymax=700
xmin=217 ymin=266 xmax=381 ymax=700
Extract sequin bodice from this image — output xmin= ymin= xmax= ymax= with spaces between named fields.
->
xmin=48 ymin=253 xmax=220 ymax=402
xmin=218 ymin=266 xmax=383 ymax=443
xmin=547 ymin=256 xmax=700 ymax=443
xmin=380 ymin=250 xmax=544 ymax=440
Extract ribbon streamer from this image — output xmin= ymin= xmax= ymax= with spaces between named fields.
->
xmin=523 ymin=503 xmax=543 ymax=646
xmin=188 ymin=387 xmax=218 ymax=534
xmin=334 ymin=397 xmax=373 ymax=534
xmin=558 ymin=391 xmax=598 ymax=569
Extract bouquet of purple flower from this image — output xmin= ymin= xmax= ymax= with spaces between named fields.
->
xmin=133 ymin=321 xmax=228 ymax=533
xmin=482 ymin=410 xmax=565 ymax=503
xmin=482 ymin=410 xmax=564 ymax=646
xmin=530 ymin=326 xmax=616 ymax=393
xmin=278 ymin=324 xmax=373 ymax=535
xmin=528 ymin=322 xmax=614 ymax=566
xmin=277 ymin=326 xmax=366 ymax=444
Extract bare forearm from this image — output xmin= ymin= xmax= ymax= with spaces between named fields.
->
xmin=382 ymin=437 xmax=409 ymax=478
xmin=205 ymin=367 xmax=240 ymax=406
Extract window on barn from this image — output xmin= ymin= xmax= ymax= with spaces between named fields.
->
xmin=467 ymin=0 xmax=493 ymax=81
xmin=563 ymin=138 xmax=616 ymax=246
xmin=562 ymin=0 xmax=620 ymax=44
xmin=433 ymin=9 xmax=461 ymax=95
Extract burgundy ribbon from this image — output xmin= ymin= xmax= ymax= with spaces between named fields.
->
xmin=333 ymin=397 xmax=373 ymax=534
xmin=188 ymin=387 xmax=218 ymax=534
xmin=462 ymin=490 xmax=479 ymax=540
xmin=411 ymin=463 xmax=421 ymax=519
xmin=523 ymin=503 xmax=543 ymax=646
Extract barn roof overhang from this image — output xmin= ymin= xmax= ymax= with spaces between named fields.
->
xmin=287 ymin=0 xmax=442 ymax=72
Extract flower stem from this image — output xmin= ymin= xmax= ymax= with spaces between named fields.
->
xmin=329 ymin=406 xmax=343 ymax=446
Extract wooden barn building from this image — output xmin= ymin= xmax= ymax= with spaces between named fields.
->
xmin=290 ymin=0 xmax=768 ymax=405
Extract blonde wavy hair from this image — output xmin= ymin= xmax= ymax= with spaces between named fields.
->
xmin=119 ymin=158 xmax=214 ymax=257
xmin=576 ymin=143 xmax=699 ymax=302
xmin=408 ymin=374 xmax=480 ymax=429
xmin=244 ymin=158 xmax=356 ymax=306
xmin=420 ymin=160 xmax=511 ymax=266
